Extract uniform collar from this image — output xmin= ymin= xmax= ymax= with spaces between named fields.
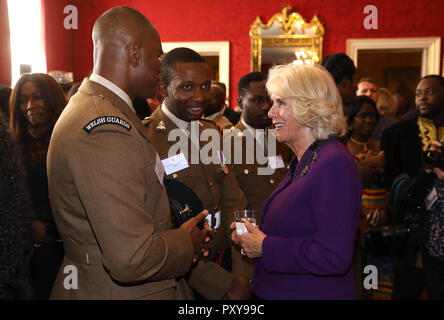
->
xmin=161 ymin=102 xmax=200 ymax=131
xmin=90 ymin=73 xmax=134 ymax=112
xmin=204 ymin=105 xmax=227 ymax=121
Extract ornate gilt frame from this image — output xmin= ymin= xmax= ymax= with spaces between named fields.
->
xmin=250 ymin=5 xmax=324 ymax=72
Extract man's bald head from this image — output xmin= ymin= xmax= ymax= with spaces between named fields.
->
xmin=92 ymin=6 xmax=163 ymax=101
xmin=93 ymin=6 xmax=155 ymax=61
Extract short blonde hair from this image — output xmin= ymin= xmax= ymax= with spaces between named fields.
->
xmin=377 ymin=87 xmax=395 ymax=117
xmin=266 ymin=63 xmax=346 ymax=139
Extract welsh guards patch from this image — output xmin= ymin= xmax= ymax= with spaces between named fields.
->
xmin=84 ymin=116 xmax=131 ymax=133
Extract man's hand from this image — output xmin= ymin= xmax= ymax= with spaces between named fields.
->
xmin=225 ymin=276 xmax=251 ymax=300
xmin=180 ymin=210 xmax=212 ymax=262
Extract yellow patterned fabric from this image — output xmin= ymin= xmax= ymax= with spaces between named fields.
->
xmin=417 ymin=116 xmax=444 ymax=152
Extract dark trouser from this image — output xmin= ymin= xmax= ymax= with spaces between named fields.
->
xmin=422 ymin=251 xmax=444 ymax=300
xmin=30 ymin=241 xmax=64 ymax=300
xmin=391 ymin=258 xmax=425 ymax=300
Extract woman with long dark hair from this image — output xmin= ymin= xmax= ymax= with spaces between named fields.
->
xmin=9 ymin=73 xmax=66 ymax=299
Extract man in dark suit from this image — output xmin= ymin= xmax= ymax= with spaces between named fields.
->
xmin=381 ymin=75 xmax=444 ymax=299
xmin=208 ymin=81 xmax=241 ymax=125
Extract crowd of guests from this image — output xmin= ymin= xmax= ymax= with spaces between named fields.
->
xmin=1 ymin=6 xmax=443 ymax=301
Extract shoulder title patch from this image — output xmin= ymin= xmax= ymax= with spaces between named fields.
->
xmin=84 ymin=116 xmax=131 ymax=133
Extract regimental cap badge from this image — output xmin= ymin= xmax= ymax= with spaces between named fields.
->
xmin=157 ymin=120 xmax=166 ymax=131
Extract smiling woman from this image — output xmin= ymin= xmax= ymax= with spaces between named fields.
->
xmin=232 ymin=63 xmax=362 ymax=300
xmin=9 ymin=73 xmax=66 ymax=299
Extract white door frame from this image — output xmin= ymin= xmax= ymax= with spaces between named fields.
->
xmin=346 ymin=37 xmax=441 ymax=76
xmin=162 ymin=41 xmax=230 ymax=97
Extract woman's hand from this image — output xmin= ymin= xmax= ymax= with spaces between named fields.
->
xmin=230 ymin=220 xmax=267 ymax=259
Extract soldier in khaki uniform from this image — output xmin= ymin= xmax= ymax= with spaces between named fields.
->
xmin=144 ymin=48 xmax=251 ymax=299
xmin=226 ymin=72 xmax=292 ymax=279
xmin=47 ymin=7 xmax=209 ymax=300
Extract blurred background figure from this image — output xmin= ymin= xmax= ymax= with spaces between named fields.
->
xmin=394 ymin=88 xmax=417 ymax=121
xmin=321 ymin=53 xmax=358 ymax=116
xmin=67 ymin=82 xmax=81 ymax=101
xmin=48 ymin=71 xmax=74 ymax=100
xmin=357 ymin=78 xmax=397 ymax=141
xmin=133 ymin=84 xmax=164 ymax=121
xmin=9 ymin=73 xmax=66 ymax=299
xmin=203 ymin=81 xmax=235 ymax=130
xmin=0 ymin=113 xmax=34 ymax=300
xmin=146 ymin=83 xmax=164 ymax=114
xmin=0 ymin=84 xmax=12 ymax=120
xmin=346 ymin=95 xmax=393 ymax=300
xmin=377 ymin=87 xmax=396 ymax=119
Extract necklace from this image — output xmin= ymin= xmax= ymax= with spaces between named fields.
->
xmin=350 ymin=137 xmax=371 ymax=153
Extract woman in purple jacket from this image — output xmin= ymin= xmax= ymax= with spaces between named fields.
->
xmin=232 ymin=64 xmax=362 ymax=299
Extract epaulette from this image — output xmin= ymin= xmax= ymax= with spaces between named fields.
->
xmin=200 ymin=118 xmax=221 ymax=132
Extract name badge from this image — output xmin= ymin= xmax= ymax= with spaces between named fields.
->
xmin=161 ymin=153 xmax=189 ymax=176
xmin=206 ymin=211 xmax=221 ymax=230
xmin=154 ymin=153 xmax=164 ymax=186
xmin=269 ymin=155 xmax=285 ymax=169
xmin=425 ymin=187 xmax=438 ymax=210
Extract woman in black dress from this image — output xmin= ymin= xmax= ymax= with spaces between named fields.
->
xmin=9 ymin=73 xmax=66 ymax=299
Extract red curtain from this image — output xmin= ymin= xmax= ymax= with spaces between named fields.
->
xmin=0 ymin=0 xmax=11 ymax=86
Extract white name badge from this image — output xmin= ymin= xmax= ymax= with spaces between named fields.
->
xmin=268 ymin=155 xmax=285 ymax=170
xmin=161 ymin=153 xmax=189 ymax=176
xmin=206 ymin=211 xmax=221 ymax=230
xmin=154 ymin=153 xmax=165 ymax=186
xmin=425 ymin=187 xmax=438 ymax=210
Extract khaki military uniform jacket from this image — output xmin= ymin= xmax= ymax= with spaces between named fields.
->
xmin=230 ymin=120 xmax=292 ymax=214
xmin=47 ymin=79 xmax=195 ymax=300
xmin=226 ymin=120 xmax=292 ymax=278
xmin=212 ymin=113 xmax=233 ymax=131
xmin=143 ymin=107 xmax=248 ymax=295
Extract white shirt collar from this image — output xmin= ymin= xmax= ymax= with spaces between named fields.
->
xmin=161 ymin=102 xmax=190 ymax=131
xmin=90 ymin=73 xmax=134 ymax=112
xmin=205 ymin=112 xmax=220 ymax=121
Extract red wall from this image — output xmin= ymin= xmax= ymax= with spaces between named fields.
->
xmin=44 ymin=0 xmax=444 ymax=106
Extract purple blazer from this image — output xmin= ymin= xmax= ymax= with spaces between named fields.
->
xmin=253 ymin=138 xmax=361 ymax=300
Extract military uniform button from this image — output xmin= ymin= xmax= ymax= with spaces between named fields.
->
xmin=270 ymin=178 xmax=275 ymax=184
xmin=244 ymin=169 xmax=249 ymax=175
xmin=209 ymin=181 xmax=213 ymax=187
xmin=172 ymin=174 xmax=178 ymax=179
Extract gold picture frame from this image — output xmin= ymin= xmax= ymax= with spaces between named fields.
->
xmin=250 ymin=4 xmax=324 ymax=72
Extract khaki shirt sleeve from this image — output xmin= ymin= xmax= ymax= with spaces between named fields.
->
xmin=68 ymin=124 xmax=194 ymax=283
